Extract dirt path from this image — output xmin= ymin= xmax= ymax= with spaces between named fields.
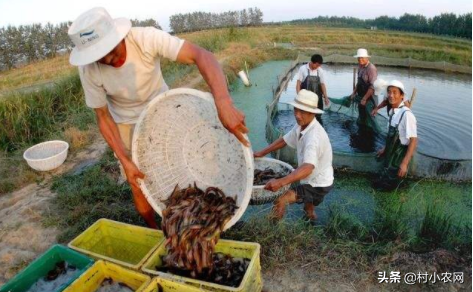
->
xmin=0 ymin=138 xmax=107 ymax=285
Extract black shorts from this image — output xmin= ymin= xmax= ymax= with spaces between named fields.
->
xmin=292 ymin=184 xmax=333 ymax=206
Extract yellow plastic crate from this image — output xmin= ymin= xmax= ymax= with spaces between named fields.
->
xmin=64 ymin=260 xmax=150 ymax=292
xmin=142 ymin=239 xmax=262 ymax=292
xmin=68 ymin=219 xmax=164 ymax=270
xmin=143 ymin=277 xmax=205 ymax=292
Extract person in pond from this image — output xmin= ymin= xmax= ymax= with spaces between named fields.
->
xmin=296 ymin=54 xmax=329 ymax=125
xmin=68 ymin=7 xmax=249 ymax=229
xmin=350 ymin=48 xmax=378 ymax=129
xmin=254 ymin=90 xmax=334 ymax=223
xmin=373 ymin=80 xmax=418 ymax=191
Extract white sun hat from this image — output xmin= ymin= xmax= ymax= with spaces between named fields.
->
xmin=68 ymin=7 xmax=131 ymax=66
xmin=283 ymin=89 xmax=324 ymax=114
xmin=354 ymin=48 xmax=370 ymax=58
xmin=387 ymin=80 xmax=405 ymax=94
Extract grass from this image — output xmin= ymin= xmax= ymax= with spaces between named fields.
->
xmin=0 ymin=73 xmax=92 ymax=152
xmin=0 ymin=73 xmax=96 ymax=194
xmin=45 ymin=149 xmax=149 ymax=243
xmin=0 ymin=54 xmax=74 ymax=94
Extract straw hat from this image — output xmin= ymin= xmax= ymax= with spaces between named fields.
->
xmin=387 ymin=80 xmax=405 ymax=94
xmin=283 ymin=90 xmax=324 ymax=114
xmin=68 ymin=7 xmax=131 ymax=66
xmin=354 ymin=48 xmax=370 ymax=58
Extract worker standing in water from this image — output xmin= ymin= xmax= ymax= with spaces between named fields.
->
xmin=296 ymin=54 xmax=329 ymax=125
xmin=373 ymin=80 xmax=418 ymax=191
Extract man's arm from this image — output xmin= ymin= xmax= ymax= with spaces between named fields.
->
xmin=176 ymin=41 xmax=249 ymax=146
xmin=94 ymin=106 xmax=144 ymax=189
xmin=398 ymin=137 xmax=417 ymax=177
xmin=321 ymin=83 xmax=329 ymax=106
xmin=360 ymin=88 xmax=375 ymax=106
xmin=253 ymin=137 xmax=287 ymax=158
xmin=361 ymin=66 xmax=377 ymax=105
xmin=264 ymin=163 xmax=314 ymax=192
xmin=371 ymin=98 xmax=388 ymax=116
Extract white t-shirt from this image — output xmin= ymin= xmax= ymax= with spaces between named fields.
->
xmin=389 ymin=102 xmax=417 ymax=145
xmin=283 ymin=118 xmax=334 ymax=187
xmin=78 ymin=27 xmax=185 ymax=124
xmin=297 ymin=63 xmax=325 ymax=84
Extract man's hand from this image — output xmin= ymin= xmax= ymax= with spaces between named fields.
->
xmin=216 ymin=98 xmax=249 ymax=147
xmin=350 ymin=93 xmax=356 ymax=100
xmin=253 ymin=151 xmax=265 ymax=158
xmin=264 ymin=179 xmax=284 ymax=192
xmin=371 ymin=107 xmax=379 ymax=116
xmin=324 ymin=97 xmax=330 ymax=106
xmin=360 ymin=97 xmax=368 ymax=106
xmin=398 ymin=162 xmax=408 ymax=178
xmin=376 ymin=147 xmax=385 ymax=157
xmin=122 ymin=159 xmax=145 ymax=190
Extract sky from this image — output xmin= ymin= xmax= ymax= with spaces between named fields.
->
xmin=0 ymin=0 xmax=471 ymax=31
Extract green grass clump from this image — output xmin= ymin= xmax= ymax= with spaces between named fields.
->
xmin=324 ymin=205 xmax=368 ymax=241
xmin=0 ymin=73 xmax=90 ymax=152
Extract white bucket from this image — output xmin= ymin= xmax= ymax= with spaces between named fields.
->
xmin=238 ymin=70 xmax=251 ymax=87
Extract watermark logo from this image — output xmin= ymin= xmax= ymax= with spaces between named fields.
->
xmin=378 ymin=271 xmax=464 ymax=285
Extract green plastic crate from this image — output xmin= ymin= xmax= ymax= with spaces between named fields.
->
xmin=68 ymin=218 xmax=164 ymax=270
xmin=0 ymin=245 xmax=93 ymax=292
xmin=142 ymin=239 xmax=262 ymax=292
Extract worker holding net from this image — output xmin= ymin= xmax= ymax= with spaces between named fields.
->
xmin=329 ymin=48 xmax=380 ymax=132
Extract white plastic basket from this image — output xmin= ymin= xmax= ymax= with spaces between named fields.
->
xmin=251 ymin=157 xmax=294 ymax=205
xmin=23 ymin=140 xmax=69 ymax=171
xmin=132 ymin=88 xmax=254 ymax=230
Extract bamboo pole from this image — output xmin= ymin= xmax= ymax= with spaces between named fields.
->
xmin=409 ymin=88 xmax=417 ymax=108
xmin=353 ymin=67 xmax=357 ymax=91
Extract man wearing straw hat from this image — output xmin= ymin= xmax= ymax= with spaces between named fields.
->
xmin=373 ymin=80 xmax=417 ymax=191
xmin=68 ymin=7 xmax=249 ymax=228
xmin=254 ymin=90 xmax=334 ymax=222
xmin=350 ymin=48 xmax=378 ymax=129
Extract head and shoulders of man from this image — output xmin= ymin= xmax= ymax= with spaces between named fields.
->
xmin=386 ymin=80 xmax=416 ymax=123
xmin=303 ymin=54 xmax=324 ymax=74
xmin=354 ymin=48 xmax=376 ymax=70
xmin=288 ymin=90 xmax=328 ymax=141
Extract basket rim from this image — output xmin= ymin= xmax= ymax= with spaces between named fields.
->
xmin=253 ymin=157 xmax=294 ymax=189
xmin=131 ymin=88 xmax=254 ymax=231
xmin=23 ymin=140 xmax=69 ymax=162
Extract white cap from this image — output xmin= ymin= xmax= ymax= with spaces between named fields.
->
xmin=354 ymin=48 xmax=370 ymax=58
xmin=68 ymin=7 xmax=131 ymax=66
xmin=283 ymin=89 xmax=324 ymax=114
xmin=387 ymin=80 xmax=405 ymax=94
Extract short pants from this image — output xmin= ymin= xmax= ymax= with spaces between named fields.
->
xmin=291 ymin=184 xmax=333 ymax=206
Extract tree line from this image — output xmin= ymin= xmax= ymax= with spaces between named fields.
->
xmin=288 ymin=13 xmax=472 ymax=39
xmin=0 ymin=10 xmax=470 ymax=71
xmin=169 ymin=7 xmax=264 ymax=33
